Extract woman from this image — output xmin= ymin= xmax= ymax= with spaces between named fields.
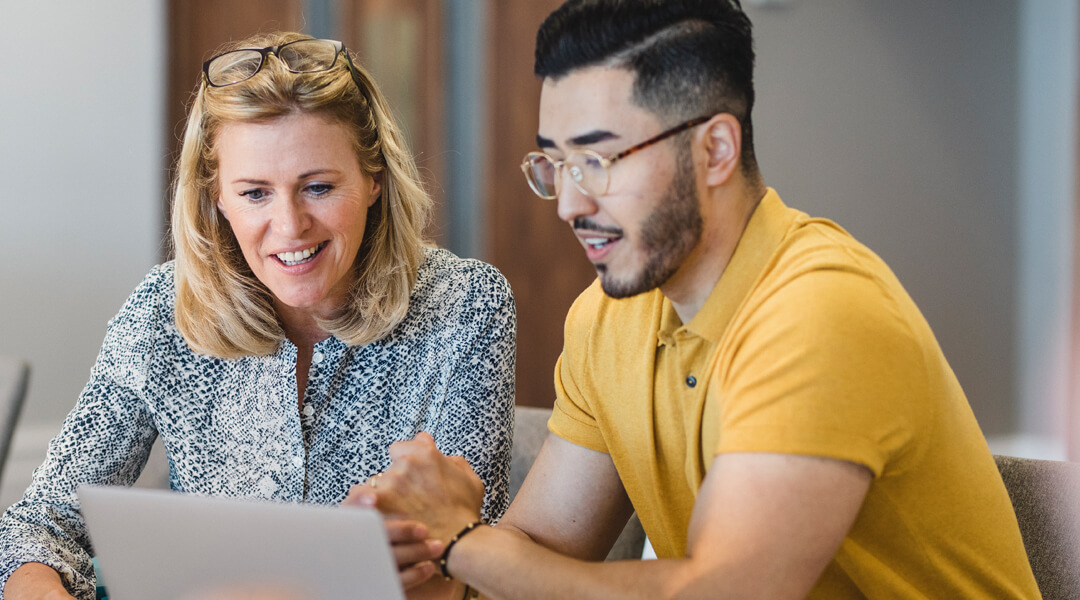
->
xmin=0 ymin=32 xmax=515 ymax=600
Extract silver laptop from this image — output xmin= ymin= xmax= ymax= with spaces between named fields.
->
xmin=78 ymin=485 xmax=405 ymax=600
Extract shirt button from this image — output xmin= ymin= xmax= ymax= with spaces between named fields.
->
xmin=302 ymin=405 xmax=315 ymax=417
xmin=685 ymin=375 xmax=697 ymax=388
xmin=312 ymin=351 xmax=325 ymax=364
xmin=292 ymin=456 xmax=304 ymax=467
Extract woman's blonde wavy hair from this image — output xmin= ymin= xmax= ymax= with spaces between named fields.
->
xmin=172 ymin=32 xmax=431 ymax=358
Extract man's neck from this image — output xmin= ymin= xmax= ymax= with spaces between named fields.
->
xmin=662 ymin=182 xmax=766 ymax=324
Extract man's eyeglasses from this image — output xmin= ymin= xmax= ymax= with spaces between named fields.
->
xmin=202 ymin=38 xmax=355 ymax=88
xmin=520 ymin=115 xmax=712 ymax=200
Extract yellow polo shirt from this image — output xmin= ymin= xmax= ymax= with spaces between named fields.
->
xmin=549 ymin=189 xmax=1039 ymax=598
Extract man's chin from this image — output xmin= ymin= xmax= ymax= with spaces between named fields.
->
xmin=597 ymin=259 xmax=682 ymax=299
xmin=598 ymin=272 xmax=653 ymax=299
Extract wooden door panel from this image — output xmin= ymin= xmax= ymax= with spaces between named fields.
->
xmin=487 ymin=0 xmax=597 ymax=408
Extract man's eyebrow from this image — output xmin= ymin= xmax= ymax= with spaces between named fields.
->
xmin=536 ymin=130 xmax=621 ymax=150
xmin=570 ymin=130 xmax=619 ymax=146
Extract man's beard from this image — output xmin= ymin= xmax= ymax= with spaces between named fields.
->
xmin=599 ymin=148 xmax=703 ymax=299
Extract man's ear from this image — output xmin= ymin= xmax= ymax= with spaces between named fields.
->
xmin=216 ymin=198 xmax=229 ymax=221
xmin=699 ymin=113 xmax=741 ymax=187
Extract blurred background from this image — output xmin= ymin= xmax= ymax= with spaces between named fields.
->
xmin=0 ymin=0 xmax=1077 ymax=509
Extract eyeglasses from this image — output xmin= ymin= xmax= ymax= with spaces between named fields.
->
xmin=202 ymin=38 xmax=356 ymax=88
xmin=520 ymin=115 xmax=712 ymax=200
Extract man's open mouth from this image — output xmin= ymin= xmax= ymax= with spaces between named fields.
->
xmin=584 ymin=236 xmax=621 ymax=250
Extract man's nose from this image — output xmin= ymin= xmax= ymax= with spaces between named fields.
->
xmin=555 ymin=174 xmax=599 ymax=224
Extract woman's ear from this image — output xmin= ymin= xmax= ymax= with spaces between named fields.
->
xmin=216 ymin=198 xmax=229 ymax=221
xmin=368 ymin=174 xmax=383 ymax=207
xmin=700 ymin=113 xmax=741 ymax=187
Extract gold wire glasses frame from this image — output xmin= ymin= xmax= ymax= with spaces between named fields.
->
xmin=202 ymin=38 xmax=359 ymax=88
xmin=519 ymin=115 xmax=712 ymax=200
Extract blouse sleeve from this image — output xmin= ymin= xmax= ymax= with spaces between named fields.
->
xmin=0 ymin=267 xmax=166 ymax=599
xmin=429 ymin=261 xmax=517 ymax=524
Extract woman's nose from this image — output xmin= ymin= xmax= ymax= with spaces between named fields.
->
xmin=273 ymin=194 xmax=312 ymax=238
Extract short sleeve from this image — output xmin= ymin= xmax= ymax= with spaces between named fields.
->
xmin=548 ymin=283 xmax=607 ymax=454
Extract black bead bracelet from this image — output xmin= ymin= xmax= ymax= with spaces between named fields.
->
xmin=440 ymin=520 xmax=485 ymax=580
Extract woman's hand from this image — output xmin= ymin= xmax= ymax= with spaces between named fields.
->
xmin=4 ymin=563 xmax=77 ymax=600
xmin=382 ymin=519 xmax=443 ymax=589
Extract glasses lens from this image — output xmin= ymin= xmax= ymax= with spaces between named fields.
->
xmin=206 ymin=50 xmax=264 ymax=86
xmin=565 ymin=151 xmax=608 ymax=198
xmin=278 ymin=40 xmax=339 ymax=73
xmin=523 ymin=153 xmax=558 ymax=199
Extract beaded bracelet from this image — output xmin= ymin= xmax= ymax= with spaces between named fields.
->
xmin=440 ymin=520 xmax=485 ymax=580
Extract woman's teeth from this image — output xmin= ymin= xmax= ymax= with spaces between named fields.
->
xmin=276 ymin=243 xmax=323 ymax=266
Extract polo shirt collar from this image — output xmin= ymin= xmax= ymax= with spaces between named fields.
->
xmin=658 ymin=188 xmax=795 ymax=346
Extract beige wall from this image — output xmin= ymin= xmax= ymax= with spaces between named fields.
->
xmin=0 ymin=0 xmax=165 ymax=505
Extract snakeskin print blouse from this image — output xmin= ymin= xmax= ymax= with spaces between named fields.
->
xmin=0 ymin=247 xmax=516 ymax=599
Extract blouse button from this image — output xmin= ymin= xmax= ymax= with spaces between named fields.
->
xmin=312 ymin=351 xmax=325 ymax=364
xmin=685 ymin=375 xmax=697 ymax=388
xmin=302 ymin=405 xmax=315 ymax=417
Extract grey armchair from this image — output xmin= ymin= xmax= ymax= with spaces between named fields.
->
xmin=0 ymin=356 xmax=30 ymax=484
xmin=511 ymin=405 xmax=646 ymax=561
xmin=994 ymin=454 xmax=1080 ymax=600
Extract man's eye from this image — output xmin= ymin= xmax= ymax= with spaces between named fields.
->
xmin=582 ymin=155 xmax=604 ymax=169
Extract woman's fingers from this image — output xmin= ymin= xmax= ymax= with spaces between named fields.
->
xmin=392 ymin=539 xmax=444 ymax=568
xmin=384 ymin=519 xmax=429 ymax=544
xmin=399 ymin=560 xmax=437 ymax=590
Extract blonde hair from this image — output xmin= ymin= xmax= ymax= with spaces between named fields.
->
xmin=172 ymin=32 xmax=431 ymax=358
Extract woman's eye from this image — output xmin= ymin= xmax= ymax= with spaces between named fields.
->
xmin=306 ymin=183 xmax=333 ymax=196
xmin=240 ymin=189 xmax=266 ymax=202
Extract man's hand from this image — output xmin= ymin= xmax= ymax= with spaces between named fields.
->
xmin=344 ymin=432 xmax=485 ymax=544
xmin=342 ymin=468 xmax=444 ymax=591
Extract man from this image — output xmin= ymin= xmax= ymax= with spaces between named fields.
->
xmin=347 ymin=1 xmax=1041 ymax=598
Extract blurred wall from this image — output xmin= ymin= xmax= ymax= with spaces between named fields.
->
xmin=1017 ymin=0 xmax=1077 ymax=455
xmin=744 ymin=0 xmax=1071 ymax=443
xmin=0 ymin=0 xmax=165 ymax=482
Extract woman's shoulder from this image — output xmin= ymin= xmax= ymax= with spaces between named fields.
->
xmin=415 ymin=247 xmax=513 ymax=305
xmin=115 ymin=261 xmax=177 ymax=316
xmin=97 ymin=261 xmax=183 ymax=365
xmin=385 ymin=248 xmax=514 ymax=343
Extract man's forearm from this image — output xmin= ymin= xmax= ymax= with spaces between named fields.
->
xmin=447 ymin=526 xmax=706 ymax=600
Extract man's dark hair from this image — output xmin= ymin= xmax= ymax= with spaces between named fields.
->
xmin=536 ymin=0 xmax=758 ymax=175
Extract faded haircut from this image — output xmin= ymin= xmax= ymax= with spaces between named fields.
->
xmin=535 ymin=0 xmax=759 ymax=175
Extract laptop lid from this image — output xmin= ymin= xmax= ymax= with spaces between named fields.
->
xmin=78 ymin=485 xmax=405 ymax=600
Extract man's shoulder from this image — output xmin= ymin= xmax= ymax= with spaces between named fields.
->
xmin=773 ymin=210 xmax=893 ymax=276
